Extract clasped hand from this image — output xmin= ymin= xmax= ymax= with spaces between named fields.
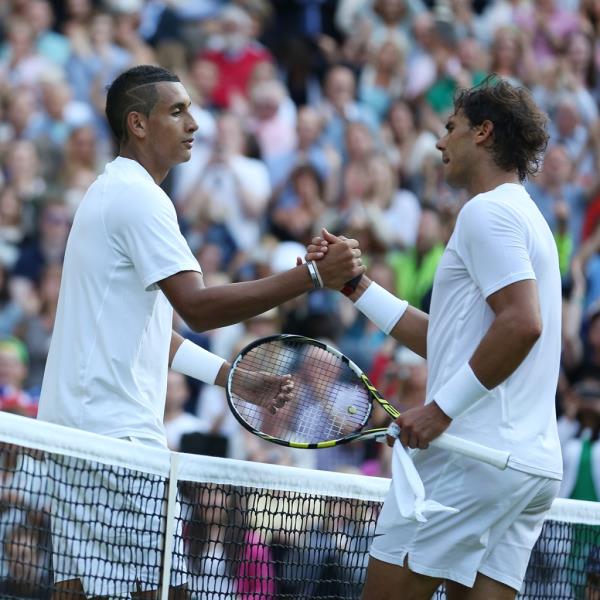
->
xmin=303 ymin=229 xmax=364 ymax=290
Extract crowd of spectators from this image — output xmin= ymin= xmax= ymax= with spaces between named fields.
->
xmin=1 ymin=0 xmax=600 ymax=498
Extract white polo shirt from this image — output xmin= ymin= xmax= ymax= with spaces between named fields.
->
xmin=427 ymin=183 xmax=563 ymax=479
xmin=37 ymin=157 xmax=201 ymax=445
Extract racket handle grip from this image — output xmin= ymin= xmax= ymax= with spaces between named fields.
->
xmin=431 ymin=433 xmax=510 ymax=470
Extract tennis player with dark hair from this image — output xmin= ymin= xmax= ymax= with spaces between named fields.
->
xmin=36 ymin=65 xmax=363 ymax=599
xmin=314 ymin=77 xmax=561 ymax=599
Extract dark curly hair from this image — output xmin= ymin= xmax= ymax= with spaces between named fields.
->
xmin=454 ymin=75 xmax=549 ymax=182
xmin=105 ymin=65 xmax=180 ymax=144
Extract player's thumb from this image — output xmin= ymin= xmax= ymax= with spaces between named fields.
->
xmin=321 ymin=228 xmax=339 ymax=244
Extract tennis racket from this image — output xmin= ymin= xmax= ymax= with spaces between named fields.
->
xmin=226 ymin=334 xmax=510 ymax=470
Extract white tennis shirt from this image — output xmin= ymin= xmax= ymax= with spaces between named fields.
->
xmin=37 ymin=157 xmax=201 ymax=444
xmin=427 ymin=183 xmax=562 ymax=479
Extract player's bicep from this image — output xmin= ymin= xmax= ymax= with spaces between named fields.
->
xmin=158 ymin=270 xmax=205 ymax=322
xmin=486 ymin=278 xmax=541 ymax=328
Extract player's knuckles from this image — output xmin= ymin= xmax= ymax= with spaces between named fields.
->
xmin=400 ymin=419 xmax=413 ymax=432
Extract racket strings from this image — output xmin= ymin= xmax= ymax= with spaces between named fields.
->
xmin=230 ymin=340 xmax=371 ymax=444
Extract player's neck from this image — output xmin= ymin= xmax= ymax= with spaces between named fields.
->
xmin=119 ymin=145 xmax=170 ymax=185
xmin=465 ymin=167 xmax=520 ymax=198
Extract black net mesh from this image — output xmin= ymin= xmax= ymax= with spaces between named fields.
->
xmin=176 ymin=482 xmax=376 ymax=599
xmin=0 ymin=441 xmax=177 ymax=599
xmin=1 ymin=429 xmax=600 ymax=599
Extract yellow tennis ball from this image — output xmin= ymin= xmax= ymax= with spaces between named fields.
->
xmin=348 ymin=405 xmax=357 ymax=414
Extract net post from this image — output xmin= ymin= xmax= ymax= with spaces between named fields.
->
xmin=160 ymin=451 xmax=180 ymax=600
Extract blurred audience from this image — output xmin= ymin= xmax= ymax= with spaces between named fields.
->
xmin=317 ymin=64 xmax=380 ymax=159
xmin=387 ymin=205 xmax=445 ymax=310
xmin=180 ymin=111 xmax=270 ymax=262
xmin=164 ymin=371 xmax=211 ymax=451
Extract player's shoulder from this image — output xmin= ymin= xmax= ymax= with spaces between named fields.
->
xmin=456 ymin=185 xmax=532 ymax=242
xmin=462 ymin=183 xmax=529 ymax=220
xmin=105 ymin=162 xmax=170 ymax=210
xmin=457 ymin=192 xmax=493 ymax=226
xmin=102 ymin=170 xmax=174 ymax=233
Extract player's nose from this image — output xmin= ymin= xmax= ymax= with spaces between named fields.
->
xmin=188 ymin=115 xmax=199 ymax=133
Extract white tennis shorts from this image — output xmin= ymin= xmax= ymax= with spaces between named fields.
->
xmin=370 ymin=446 xmax=561 ymax=591
xmin=47 ymin=437 xmax=187 ymax=598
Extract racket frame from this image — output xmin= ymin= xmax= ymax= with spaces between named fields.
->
xmin=226 ymin=334 xmax=511 ymax=470
xmin=226 ymin=334 xmax=381 ymax=449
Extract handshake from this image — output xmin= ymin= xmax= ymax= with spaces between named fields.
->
xmin=296 ymin=228 xmax=365 ymax=296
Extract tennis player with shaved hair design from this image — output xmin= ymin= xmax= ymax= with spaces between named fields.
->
xmin=36 ymin=65 xmax=364 ymax=599
xmin=312 ymin=77 xmax=562 ymax=600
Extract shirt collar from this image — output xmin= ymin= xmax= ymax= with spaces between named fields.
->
xmin=109 ymin=156 xmax=156 ymax=184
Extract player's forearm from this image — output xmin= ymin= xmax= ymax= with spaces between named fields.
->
xmin=388 ymin=306 xmax=429 ymax=359
xmin=179 ymin=266 xmax=314 ymax=331
xmin=169 ymin=331 xmax=185 ymax=365
xmin=167 ymin=236 xmax=362 ymax=331
xmin=469 ymin=310 xmax=541 ymax=390
xmin=348 ymin=276 xmax=428 ymax=358
xmin=214 ymin=361 xmax=231 ymax=387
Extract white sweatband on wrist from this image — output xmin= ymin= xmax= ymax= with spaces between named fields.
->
xmin=354 ymin=282 xmax=409 ymax=334
xmin=171 ymin=339 xmax=225 ymax=385
xmin=433 ymin=363 xmax=489 ymax=419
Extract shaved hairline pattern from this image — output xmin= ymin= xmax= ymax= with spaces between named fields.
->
xmin=119 ymin=82 xmax=161 ymax=142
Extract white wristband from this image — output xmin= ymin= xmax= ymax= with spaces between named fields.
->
xmin=354 ymin=282 xmax=408 ymax=334
xmin=171 ymin=339 xmax=225 ymax=385
xmin=433 ymin=363 xmax=489 ymax=419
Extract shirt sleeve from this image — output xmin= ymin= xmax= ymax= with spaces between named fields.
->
xmin=107 ymin=182 xmax=202 ymax=291
xmin=454 ymin=197 xmax=536 ymax=299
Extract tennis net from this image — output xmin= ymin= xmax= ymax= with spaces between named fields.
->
xmin=0 ymin=411 xmax=598 ymax=599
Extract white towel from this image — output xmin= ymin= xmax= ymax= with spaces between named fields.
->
xmin=390 ymin=438 xmax=459 ymax=523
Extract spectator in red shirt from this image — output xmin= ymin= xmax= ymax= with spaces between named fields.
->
xmin=199 ymin=5 xmax=273 ymax=110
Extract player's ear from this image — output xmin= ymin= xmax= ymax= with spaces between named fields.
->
xmin=126 ymin=111 xmax=147 ymax=140
xmin=475 ymin=120 xmax=494 ymax=145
